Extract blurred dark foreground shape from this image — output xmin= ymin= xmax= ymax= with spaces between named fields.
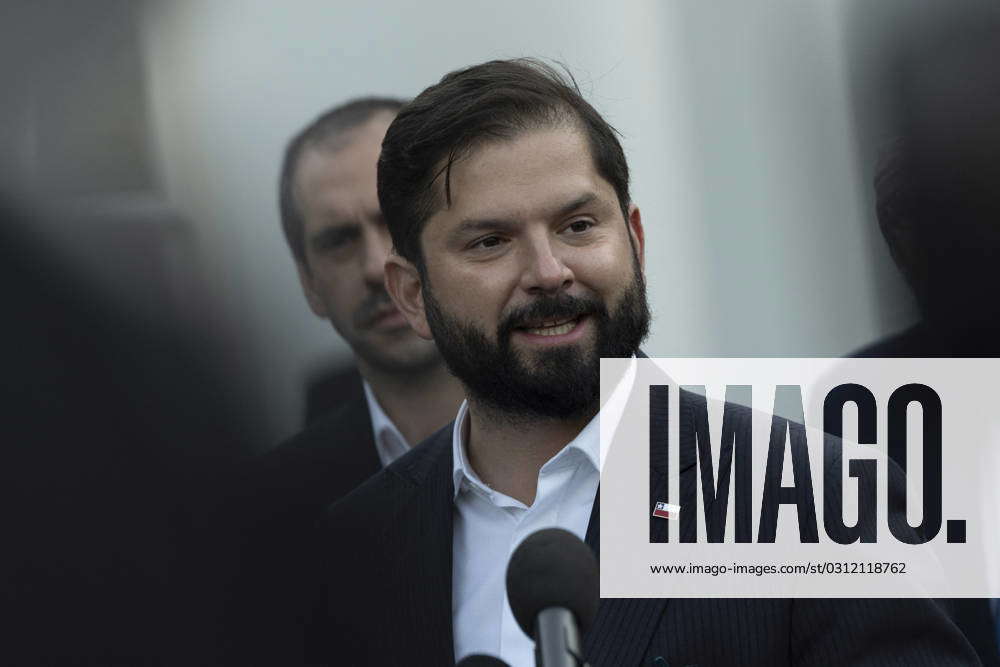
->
xmin=0 ymin=198 xmax=256 ymax=665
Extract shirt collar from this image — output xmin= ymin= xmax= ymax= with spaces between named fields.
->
xmin=450 ymin=355 xmax=637 ymax=500
xmin=362 ymin=379 xmax=410 ymax=466
xmin=599 ymin=354 xmax=637 ymax=471
xmin=450 ymin=401 xmax=478 ymax=500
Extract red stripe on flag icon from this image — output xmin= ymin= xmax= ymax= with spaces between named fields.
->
xmin=652 ymin=501 xmax=679 ymax=520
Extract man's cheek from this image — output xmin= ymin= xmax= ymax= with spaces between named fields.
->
xmin=332 ymin=300 xmax=361 ymax=334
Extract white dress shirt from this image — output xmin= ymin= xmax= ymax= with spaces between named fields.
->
xmin=361 ymin=380 xmax=410 ymax=466
xmin=451 ymin=358 xmax=636 ymax=666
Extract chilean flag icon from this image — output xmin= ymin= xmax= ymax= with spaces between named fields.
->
xmin=652 ymin=501 xmax=679 ymax=520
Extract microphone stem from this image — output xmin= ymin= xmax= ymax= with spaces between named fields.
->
xmin=534 ymin=607 xmax=585 ymax=667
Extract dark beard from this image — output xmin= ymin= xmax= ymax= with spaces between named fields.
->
xmin=422 ymin=267 xmax=649 ymax=422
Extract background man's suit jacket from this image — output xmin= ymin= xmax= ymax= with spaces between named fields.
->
xmin=307 ymin=386 xmax=980 ymax=666
xmin=305 ymin=365 xmax=372 ymax=426
xmin=252 ymin=369 xmax=381 ymax=522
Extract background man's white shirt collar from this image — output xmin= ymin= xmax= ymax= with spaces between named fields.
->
xmin=361 ymin=379 xmax=409 ymax=467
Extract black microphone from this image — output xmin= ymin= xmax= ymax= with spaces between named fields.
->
xmin=456 ymin=654 xmax=511 ymax=667
xmin=505 ymin=528 xmax=599 ymax=667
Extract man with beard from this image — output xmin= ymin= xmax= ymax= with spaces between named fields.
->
xmin=305 ymin=61 xmax=978 ymax=666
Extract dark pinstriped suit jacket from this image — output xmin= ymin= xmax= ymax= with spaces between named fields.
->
xmin=308 ymin=380 xmax=980 ymax=666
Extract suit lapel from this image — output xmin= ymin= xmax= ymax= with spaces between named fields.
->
xmin=279 ymin=384 xmax=381 ymax=504
xmin=391 ymin=427 xmax=457 ymax=666
xmin=583 ymin=358 xmax=700 ymax=665
xmin=584 ymin=488 xmax=668 ymax=665
xmin=339 ymin=390 xmax=382 ymax=483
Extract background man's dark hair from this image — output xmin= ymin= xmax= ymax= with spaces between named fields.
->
xmin=874 ymin=21 xmax=1000 ymax=321
xmin=279 ymin=96 xmax=406 ymax=268
xmin=377 ymin=59 xmax=631 ymax=272
xmin=873 ymin=144 xmax=923 ymax=295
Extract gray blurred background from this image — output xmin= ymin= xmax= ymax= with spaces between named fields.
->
xmin=4 ymin=0 xmax=992 ymax=446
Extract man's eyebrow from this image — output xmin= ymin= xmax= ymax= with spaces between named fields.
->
xmin=309 ymin=221 xmax=360 ymax=247
xmin=452 ymin=217 xmax=520 ymax=238
xmin=451 ymin=193 xmax=603 ymax=239
xmin=554 ymin=192 xmax=599 ymax=218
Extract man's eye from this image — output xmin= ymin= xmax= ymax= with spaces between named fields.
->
xmin=472 ymin=235 xmax=506 ymax=250
xmin=566 ymin=219 xmax=593 ymax=233
xmin=322 ymin=237 xmax=349 ymax=250
xmin=316 ymin=229 xmax=360 ymax=252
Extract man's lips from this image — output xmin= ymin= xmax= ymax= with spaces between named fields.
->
xmin=511 ymin=314 xmax=590 ymax=344
xmin=517 ymin=316 xmax=579 ymax=336
xmin=367 ymin=306 xmax=409 ymax=330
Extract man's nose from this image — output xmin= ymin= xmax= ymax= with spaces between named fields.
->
xmin=361 ymin=228 xmax=392 ymax=287
xmin=519 ymin=235 xmax=574 ymax=295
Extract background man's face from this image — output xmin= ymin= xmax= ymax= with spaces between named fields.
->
xmin=415 ymin=125 xmax=649 ymax=418
xmin=295 ymin=113 xmax=439 ymax=374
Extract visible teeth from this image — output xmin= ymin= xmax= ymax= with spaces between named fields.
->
xmin=524 ymin=319 xmax=577 ymax=336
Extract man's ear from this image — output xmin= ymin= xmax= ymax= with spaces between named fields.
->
xmin=296 ymin=261 xmax=329 ymax=318
xmin=627 ymin=203 xmax=646 ymax=274
xmin=384 ymin=252 xmax=433 ymax=340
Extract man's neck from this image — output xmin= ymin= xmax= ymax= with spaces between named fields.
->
xmin=359 ymin=360 xmax=464 ymax=447
xmin=464 ymin=400 xmax=595 ymax=507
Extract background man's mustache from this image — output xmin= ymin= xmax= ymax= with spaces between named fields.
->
xmin=353 ymin=289 xmax=395 ymax=329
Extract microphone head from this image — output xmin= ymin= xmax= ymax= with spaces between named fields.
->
xmin=456 ymin=654 xmax=510 ymax=667
xmin=505 ymin=527 xmax=599 ymax=638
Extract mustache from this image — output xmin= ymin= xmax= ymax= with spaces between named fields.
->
xmin=353 ymin=288 xmax=395 ymax=329
xmin=498 ymin=293 xmax=604 ymax=338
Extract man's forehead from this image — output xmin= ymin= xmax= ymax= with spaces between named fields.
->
xmin=430 ymin=127 xmax=613 ymax=223
xmin=296 ymin=114 xmax=393 ymax=196
xmin=298 ymin=142 xmax=377 ymax=190
xmin=296 ymin=149 xmax=380 ymax=224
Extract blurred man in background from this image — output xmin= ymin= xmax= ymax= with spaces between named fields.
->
xmin=854 ymin=25 xmax=1000 ymax=360
xmin=222 ymin=98 xmax=464 ymax=663
xmin=853 ymin=18 xmax=1000 ymax=667
xmin=273 ymin=97 xmax=463 ymax=498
